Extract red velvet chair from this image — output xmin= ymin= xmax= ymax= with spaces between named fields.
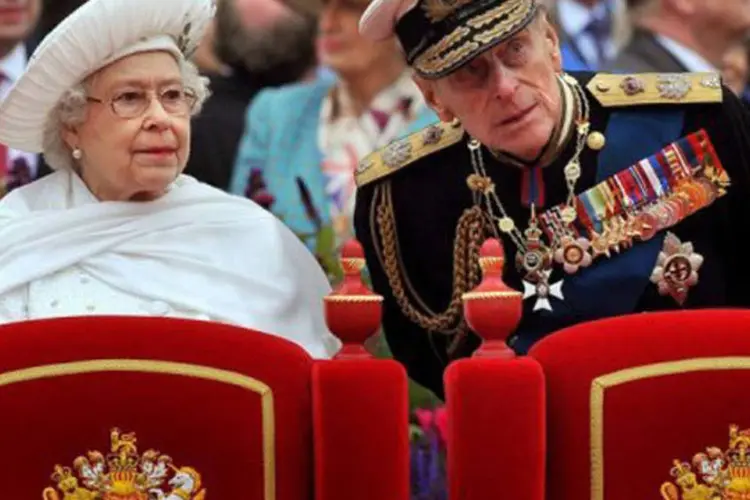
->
xmin=446 ymin=309 xmax=750 ymax=500
xmin=531 ymin=309 xmax=750 ymax=500
xmin=0 ymin=315 xmax=409 ymax=500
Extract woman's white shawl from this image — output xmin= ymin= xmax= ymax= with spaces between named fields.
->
xmin=0 ymin=171 xmax=340 ymax=358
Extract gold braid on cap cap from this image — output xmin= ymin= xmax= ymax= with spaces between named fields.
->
xmin=416 ymin=0 xmax=531 ymax=76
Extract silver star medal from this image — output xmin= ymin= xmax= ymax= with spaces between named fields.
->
xmin=522 ymin=271 xmax=564 ymax=311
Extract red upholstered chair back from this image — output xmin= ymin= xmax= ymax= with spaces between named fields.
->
xmin=529 ymin=309 xmax=750 ymax=500
xmin=0 ymin=316 xmax=316 ymax=500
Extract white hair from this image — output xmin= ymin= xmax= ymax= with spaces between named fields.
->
xmin=42 ymin=56 xmax=211 ymax=172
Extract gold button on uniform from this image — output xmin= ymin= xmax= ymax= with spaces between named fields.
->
xmin=587 ymin=131 xmax=606 ymax=151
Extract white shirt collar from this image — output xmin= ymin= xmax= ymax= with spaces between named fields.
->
xmin=656 ymin=35 xmax=716 ymax=72
xmin=558 ymin=0 xmax=611 ymax=37
xmin=0 ymin=44 xmax=27 ymax=83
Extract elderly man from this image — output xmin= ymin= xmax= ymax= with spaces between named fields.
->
xmin=352 ymin=0 xmax=750 ymax=398
xmin=543 ymin=0 xmax=629 ymax=70
xmin=608 ymin=0 xmax=750 ymax=73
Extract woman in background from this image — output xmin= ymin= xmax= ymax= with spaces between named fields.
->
xmin=229 ymin=0 xmax=437 ymax=281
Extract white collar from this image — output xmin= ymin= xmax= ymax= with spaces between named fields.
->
xmin=0 ymin=44 xmax=27 ymax=83
xmin=558 ymin=0 xmax=611 ymax=37
xmin=656 ymin=35 xmax=716 ymax=72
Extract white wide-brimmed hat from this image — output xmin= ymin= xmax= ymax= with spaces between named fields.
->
xmin=0 ymin=0 xmax=216 ymax=153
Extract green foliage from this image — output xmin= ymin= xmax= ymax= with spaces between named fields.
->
xmin=315 ymin=225 xmax=344 ymax=283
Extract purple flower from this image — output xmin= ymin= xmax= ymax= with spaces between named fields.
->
xmin=410 ymin=412 xmax=447 ymax=500
xmin=244 ymin=168 xmax=275 ymax=210
xmin=251 ymin=190 xmax=275 ymax=210
xmin=5 ymin=158 xmax=32 ymax=192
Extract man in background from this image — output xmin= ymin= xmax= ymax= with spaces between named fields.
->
xmin=0 ymin=0 xmax=42 ymax=195
xmin=186 ymin=0 xmax=319 ymax=190
xmin=608 ymin=0 xmax=750 ymax=73
xmin=543 ymin=0 xmax=629 ymax=70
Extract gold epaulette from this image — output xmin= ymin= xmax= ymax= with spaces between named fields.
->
xmin=354 ymin=121 xmax=464 ymax=187
xmin=587 ymin=72 xmax=723 ymax=107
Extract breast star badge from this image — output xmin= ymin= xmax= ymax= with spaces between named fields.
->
xmin=650 ymin=232 xmax=703 ymax=305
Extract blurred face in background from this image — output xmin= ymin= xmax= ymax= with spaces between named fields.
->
xmin=214 ymin=0 xmax=317 ymax=84
xmin=692 ymin=0 xmax=750 ymax=43
xmin=0 ymin=0 xmax=41 ymax=49
xmin=234 ymin=0 xmax=290 ymax=27
xmin=316 ymin=0 xmax=400 ymax=77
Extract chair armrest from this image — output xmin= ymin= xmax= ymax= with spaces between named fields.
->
xmin=445 ymin=357 xmax=546 ymax=500
xmin=312 ymin=358 xmax=410 ymax=500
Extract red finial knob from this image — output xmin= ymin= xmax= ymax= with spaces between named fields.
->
xmin=324 ymin=238 xmax=383 ymax=359
xmin=462 ymin=237 xmax=522 ymax=358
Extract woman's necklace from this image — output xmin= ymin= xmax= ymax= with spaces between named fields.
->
xmin=466 ymin=74 xmax=592 ymax=311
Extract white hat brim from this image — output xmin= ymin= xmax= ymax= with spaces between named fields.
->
xmin=0 ymin=0 xmax=215 ymax=153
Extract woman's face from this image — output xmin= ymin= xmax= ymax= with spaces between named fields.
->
xmin=63 ymin=51 xmax=192 ymax=201
xmin=0 ymin=0 xmax=41 ymax=46
xmin=316 ymin=0 xmax=398 ymax=76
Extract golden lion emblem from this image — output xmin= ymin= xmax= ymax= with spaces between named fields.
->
xmin=42 ymin=428 xmax=206 ymax=500
xmin=661 ymin=425 xmax=750 ymax=500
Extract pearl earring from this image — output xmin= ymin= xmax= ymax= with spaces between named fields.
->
xmin=72 ymin=148 xmax=82 ymax=160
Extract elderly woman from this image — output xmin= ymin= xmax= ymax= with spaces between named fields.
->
xmin=0 ymin=0 xmax=340 ymax=359
xmin=228 ymin=0 xmax=437 ymax=280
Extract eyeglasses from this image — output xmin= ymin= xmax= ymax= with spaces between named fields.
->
xmin=87 ymin=86 xmax=198 ymax=119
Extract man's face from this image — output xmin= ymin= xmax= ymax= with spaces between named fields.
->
xmin=0 ymin=0 xmax=41 ymax=47
xmin=693 ymin=0 xmax=750 ymax=41
xmin=415 ymin=15 xmax=563 ymax=160
xmin=316 ymin=0 xmax=399 ymax=76
xmin=214 ymin=0 xmax=317 ymax=81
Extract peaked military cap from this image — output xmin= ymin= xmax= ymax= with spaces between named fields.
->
xmin=360 ymin=0 xmax=538 ymax=78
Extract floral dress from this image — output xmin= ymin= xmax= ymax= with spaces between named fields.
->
xmin=317 ymin=71 xmax=426 ymax=246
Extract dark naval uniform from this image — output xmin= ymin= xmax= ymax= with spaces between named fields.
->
xmin=353 ymin=71 xmax=750 ymax=399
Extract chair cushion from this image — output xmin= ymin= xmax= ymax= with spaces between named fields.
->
xmin=529 ymin=309 xmax=750 ymax=500
xmin=0 ymin=316 xmax=314 ymax=500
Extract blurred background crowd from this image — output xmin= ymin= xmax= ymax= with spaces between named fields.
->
xmin=2 ymin=0 xmax=750 ymax=497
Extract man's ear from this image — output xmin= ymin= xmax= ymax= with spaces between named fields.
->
xmin=535 ymin=11 xmax=562 ymax=72
xmin=546 ymin=23 xmax=563 ymax=72
xmin=413 ymin=75 xmax=456 ymax=123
